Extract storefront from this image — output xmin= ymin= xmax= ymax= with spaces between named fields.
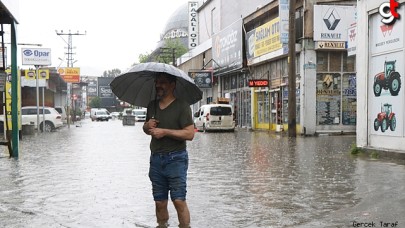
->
xmin=357 ymin=0 xmax=405 ymax=152
xmin=212 ymin=19 xmax=252 ymax=128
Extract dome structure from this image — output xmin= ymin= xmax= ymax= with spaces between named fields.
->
xmin=156 ymin=3 xmax=189 ymax=49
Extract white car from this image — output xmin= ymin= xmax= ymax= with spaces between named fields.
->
xmin=132 ymin=109 xmax=147 ymax=122
xmin=54 ymin=106 xmax=67 ymax=124
xmin=21 ymin=106 xmax=64 ymax=132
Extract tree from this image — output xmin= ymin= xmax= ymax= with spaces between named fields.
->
xmin=102 ymin=68 xmax=121 ymax=77
xmin=89 ymin=96 xmax=101 ymax=108
xmin=156 ymin=38 xmax=188 ymax=65
xmin=136 ymin=38 xmax=188 ymax=65
xmin=138 ymin=52 xmax=152 ymax=63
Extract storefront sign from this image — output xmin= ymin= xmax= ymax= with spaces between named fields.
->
xmin=315 ymin=41 xmax=346 ymax=50
xmin=246 ymin=17 xmax=282 ymax=62
xmin=279 ymin=0 xmax=289 ymax=44
xmin=188 ymin=2 xmax=199 ymax=49
xmin=212 ymin=19 xmax=243 ymax=74
xmin=248 ymin=80 xmax=269 ymax=87
xmin=347 ymin=25 xmax=357 ymax=56
xmin=21 ymin=48 xmax=52 ymax=66
xmin=313 ymin=5 xmax=356 ymax=42
xmin=188 ymin=71 xmax=212 ymax=88
xmin=58 ymin=67 xmax=80 ymax=83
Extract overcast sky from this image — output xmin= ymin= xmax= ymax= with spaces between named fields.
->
xmin=13 ymin=0 xmax=189 ymax=76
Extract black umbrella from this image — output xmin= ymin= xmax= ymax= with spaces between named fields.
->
xmin=110 ymin=62 xmax=203 ymax=108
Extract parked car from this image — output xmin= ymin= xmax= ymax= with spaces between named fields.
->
xmin=194 ymin=104 xmax=235 ymax=132
xmin=132 ymin=109 xmax=147 ymax=122
xmin=110 ymin=112 xmax=121 ymax=119
xmin=54 ymin=106 xmax=67 ymax=124
xmin=91 ymin=110 xmax=110 ymax=121
xmin=21 ymin=106 xmax=64 ymax=132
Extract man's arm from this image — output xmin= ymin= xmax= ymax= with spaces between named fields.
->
xmin=143 ymin=119 xmax=159 ymax=135
xmin=149 ymin=124 xmax=195 ymax=141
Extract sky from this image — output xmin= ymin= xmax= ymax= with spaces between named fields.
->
xmin=11 ymin=0 xmax=189 ymax=76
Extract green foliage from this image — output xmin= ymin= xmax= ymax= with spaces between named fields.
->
xmin=89 ymin=96 xmax=101 ymax=108
xmin=136 ymin=38 xmax=188 ymax=65
xmin=350 ymin=143 xmax=363 ymax=155
xmin=102 ymin=68 xmax=122 ymax=77
xmin=370 ymin=151 xmax=380 ymax=159
xmin=156 ymin=38 xmax=188 ymax=64
xmin=138 ymin=52 xmax=152 ymax=63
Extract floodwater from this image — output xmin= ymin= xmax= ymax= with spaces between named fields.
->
xmin=1 ymin=119 xmax=404 ymax=228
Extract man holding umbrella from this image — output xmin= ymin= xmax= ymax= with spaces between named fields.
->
xmin=110 ymin=62 xmax=202 ymax=228
xmin=143 ymin=73 xmax=195 ymax=228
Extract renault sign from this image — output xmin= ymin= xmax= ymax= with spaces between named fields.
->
xmin=21 ymin=48 xmax=52 ymax=66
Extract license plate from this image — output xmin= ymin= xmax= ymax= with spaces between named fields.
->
xmin=211 ymin=121 xmax=221 ymax=125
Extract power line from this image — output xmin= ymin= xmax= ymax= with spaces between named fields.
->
xmin=55 ymin=30 xmax=86 ymax=67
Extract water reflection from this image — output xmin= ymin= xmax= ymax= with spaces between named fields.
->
xmin=1 ymin=122 xmax=404 ymax=227
xmin=189 ymin=132 xmax=359 ymax=227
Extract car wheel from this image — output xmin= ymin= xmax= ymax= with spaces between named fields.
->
xmin=40 ymin=121 xmax=54 ymax=132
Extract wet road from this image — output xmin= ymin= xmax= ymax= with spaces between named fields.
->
xmin=1 ymin=119 xmax=404 ymax=228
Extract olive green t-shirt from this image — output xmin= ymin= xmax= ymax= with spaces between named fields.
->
xmin=146 ymin=99 xmax=193 ymax=153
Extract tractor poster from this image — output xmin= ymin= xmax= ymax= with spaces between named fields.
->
xmin=368 ymin=11 xmax=404 ymax=137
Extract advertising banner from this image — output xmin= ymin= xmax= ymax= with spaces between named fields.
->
xmin=24 ymin=69 xmax=49 ymax=80
xmin=368 ymin=9 xmax=404 ymax=137
xmin=313 ymin=5 xmax=356 ymax=42
xmin=188 ymin=2 xmax=199 ymax=49
xmin=58 ymin=67 xmax=80 ymax=83
xmin=279 ymin=0 xmax=289 ymax=44
xmin=4 ymin=69 xmax=21 ymax=130
xmin=21 ymin=48 xmax=52 ymax=66
xmin=212 ymin=19 xmax=243 ymax=74
xmin=246 ymin=17 xmax=283 ymax=63
xmin=188 ymin=71 xmax=212 ymax=88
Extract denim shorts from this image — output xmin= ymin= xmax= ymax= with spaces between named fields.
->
xmin=149 ymin=150 xmax=189 ymax=201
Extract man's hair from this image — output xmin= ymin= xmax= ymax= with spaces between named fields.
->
xmin=164 ymin=73 xmax=177 ymax=84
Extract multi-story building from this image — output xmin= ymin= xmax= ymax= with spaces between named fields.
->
xmin=178 ymin=0 xmax=357 ymax=135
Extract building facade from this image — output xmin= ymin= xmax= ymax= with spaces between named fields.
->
xmin=357 ymin=0 xmax=405 ymax=152
xmin=178 ymin=0 xmax=358 ymax=134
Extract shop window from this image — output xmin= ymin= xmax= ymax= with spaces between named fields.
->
xmin=231 ymin=75 xmax=237 ymax=89
xmin=342 ymin=73 xmax=356 ymax=125
xmin=329 ymin=52 xmax=342 ymax=72
xmin=343 ymin=55 xmax=356 ymax=72
xmin=316 ymin=52 xmax=328 ymax=72
xmin=316 ymin=73 xmax=341 ymax=125
xmin=281 ymin=58 xmax=288 ymax=77
xmin=257 ymin=92 xmax=270 ymax=123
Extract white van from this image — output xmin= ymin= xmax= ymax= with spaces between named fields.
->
xmin=194 ymin=104 xmax=235 ymax=132
xmin=90 ymin=108 xmax=111 ymax=121
xmin=132 ymin=109 xmax=147 ymax=122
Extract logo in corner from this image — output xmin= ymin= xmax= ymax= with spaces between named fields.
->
xmin=379 ymin=0 xmax=401 ymax=25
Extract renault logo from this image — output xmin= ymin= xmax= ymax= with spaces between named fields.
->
xmin=323 ymin=8 xmax=341 ymax=30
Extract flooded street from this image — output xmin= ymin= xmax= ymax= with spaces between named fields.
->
xmin=1 ymin=119 xmax=404 ymax=227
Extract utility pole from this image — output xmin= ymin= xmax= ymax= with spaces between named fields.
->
xmin=288 ymin=0 xmax=297 ymax=137
xmin=55 ymin=30 xmax=86 ymax=129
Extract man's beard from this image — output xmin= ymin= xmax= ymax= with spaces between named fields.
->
xmin=156 ymin=88 xmax=166 ymax=99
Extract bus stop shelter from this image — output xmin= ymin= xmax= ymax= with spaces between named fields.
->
xmin=1 ymin=1 xmax=20 ymax=157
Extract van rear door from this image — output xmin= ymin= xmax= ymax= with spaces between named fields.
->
xmin=209 ymin=106 xmax=233 ymax=127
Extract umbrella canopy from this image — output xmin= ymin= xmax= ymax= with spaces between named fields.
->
xmin=110 ymin=62 xmax=203 ymax=107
